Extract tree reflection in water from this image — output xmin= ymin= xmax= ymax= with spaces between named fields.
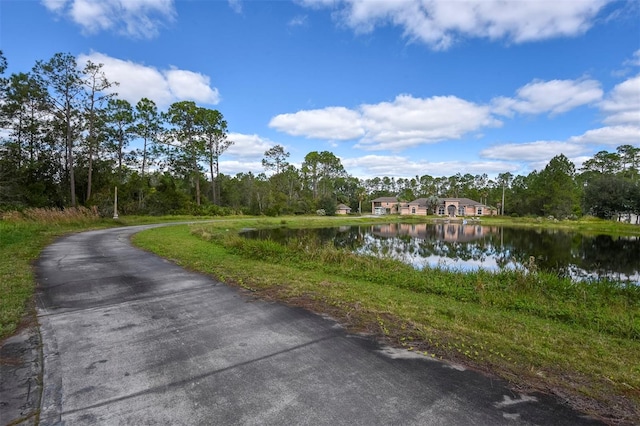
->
xmin=241 ymin=223 xmax=640 ymax=285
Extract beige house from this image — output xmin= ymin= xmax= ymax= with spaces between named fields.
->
xmin=371 ymin=197 xmax=401 ymax=215
xmin=336 ymin=203 xmax=352 ymax=215
xmin=375 ymin=196 xmax=491 ymax=217
xmin=370 ymin=222 xmax=499 ymax=242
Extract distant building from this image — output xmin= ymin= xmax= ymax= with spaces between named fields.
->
xmin=371 ymin=197 xmax=400 ymax=215
xmin=336 ymin=203 xmax=352 ymax=215
xmin=373 ymin=196 xmax=493 ymax=217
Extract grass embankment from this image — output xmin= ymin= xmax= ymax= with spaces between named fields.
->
xmin=475 ymin=215 xmax=640 ymax=236
xmin=0 ymin=209 xmax=223 ymax=339
xmin=133 ymin=217 xmax=640 ymax=424
xmin=0 ymin=207 xmax=110 ymax=338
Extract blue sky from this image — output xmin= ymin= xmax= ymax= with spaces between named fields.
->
xmin=1 ymin=0 xmax=639 ymax=179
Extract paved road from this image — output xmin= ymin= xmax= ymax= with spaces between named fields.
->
xmin=34 ymin=225 xmax=601 ymax=425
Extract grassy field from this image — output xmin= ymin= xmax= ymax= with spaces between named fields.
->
xmin=133 ymin=216 xmax=640 ymax=424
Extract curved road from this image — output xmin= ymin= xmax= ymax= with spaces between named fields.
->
xmin=35 ymin=225 xmax=600 ymax=425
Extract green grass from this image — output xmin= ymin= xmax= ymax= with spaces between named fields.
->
xmin=0 ymin=209 xmax=222 ymax=339
xmin=0 ymin=208 xmax=109 ymax=337
xmin=133 ymin=217 xmax=640 ymax=424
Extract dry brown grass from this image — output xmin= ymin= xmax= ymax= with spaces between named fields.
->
xmin=1 ymin=206 xmax=101 ymax=224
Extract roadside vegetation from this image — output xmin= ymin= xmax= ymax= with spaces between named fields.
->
xmin=133 ymin=216 xmax=640 ymax=424
xmin=0 ymin=208 xmax=221 ymax=339
xmin=0 ymin=207 xmax=105 ymax=338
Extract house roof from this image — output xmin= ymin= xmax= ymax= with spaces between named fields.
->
xmin=371 ymin=197 xmax=398 ymax=202
xmin=442 ymin=197 xmax=485 ymax=206
xmin=337 ymin=203 xmax=351 ymax=210
xmin=406 ymin=197 xmax=486 ymax=207
xmin=407 ymin=198 xmax=430 ymax=206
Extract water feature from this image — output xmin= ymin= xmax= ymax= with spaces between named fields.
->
xmin=242 ymin=222 xmax=640 ymax=284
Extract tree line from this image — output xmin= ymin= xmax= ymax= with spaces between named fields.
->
xmin=1 ymin=51 xmax=638 ymax=220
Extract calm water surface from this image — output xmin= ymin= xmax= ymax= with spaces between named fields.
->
xmin=242 ymin=223 xmax=640 ymax=284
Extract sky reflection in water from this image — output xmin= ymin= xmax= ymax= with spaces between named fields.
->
xmin=243 ymin=223 xmax=640 ymax=285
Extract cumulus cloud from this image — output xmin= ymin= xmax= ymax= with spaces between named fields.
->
xmin=269 ymin=95 xmax=499 ymax=151
xmin=269 ymin=107 xmax=365 ymax=140
xmin=218 ymin=159 xmax=264 ymax=176
xmin=77 ymin=52 xmax=220 ymax=107
xmin=342 ymin=155 xmax=517 ymax=179
xmin=226 ymin=133 xmax=278 ymax=160
xmin=599 ymin=74 xmax=640 ymax=125
xmin=492 ymin=78 xmax=603 ymax=116
xmin=218 ymin=133 xmax=289 ymax=175
xmin=41 ymin=0 xmax=175 ymax=38
xmin=164 ymin=68 xmax=221 ymax=104
xmin=297 ymin=0 xmax=609 ymax=50
xmin=357 ymin=95 xmax=500 ymax=150
xmin=569 ymin=125 xmax=640 ymax=146
xmin=481 ymin=141 xmax=588 ymax=162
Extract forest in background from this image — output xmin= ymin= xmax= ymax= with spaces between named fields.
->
xmin=1 ymin=51 xmax=639 ymax=220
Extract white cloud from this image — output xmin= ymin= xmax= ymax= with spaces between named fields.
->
xmin=481 ymin=141 xmax=588 ymax=162
xmin=569 ymin=125 xmax=640 ymax=146
xmin=492 ymin=78 xmax=602 ymax=116
xmin=269 ymin=107 xmax=365 ymax=140
xmin=479 ymin=124 xmax=639 ymax=173
xmin=219 ymin=160 xmax=264 ymax=176
xmin=270 ymin=95 xmax=499 ymax=151
xmin=599 ymin=74 xmax=640 ymax=125
xmin=203 ymin=133 xmax=282 ymax=176
xmin=298 ymin=0 xmax=609 ymax=50
xmin=77 ymin=52 xmax=220 ymax=108
xmin=228 ymin=0 xmax=242 ymax=14
xmin=41 ymin=0 xmax=175 ymax=38
xmin=342 ymin=155 xmax=517 ymax=179
xmin=164 ymin=69 xmax=221 ymax=104
xmin=625 ymin=49 xmax=640 ymax=67
xmin=288 ymin=15 xmax=309 ymax=27
xmin=42 ymin=0 xmax=67 ymax=12
xmin=357 ymin=95 xmax=500 ymax=150
xmin=225 ymin=133 xmax=277 ymax=161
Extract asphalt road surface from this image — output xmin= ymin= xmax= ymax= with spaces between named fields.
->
xmin=34 ymin=225 xmax=602 ymax=425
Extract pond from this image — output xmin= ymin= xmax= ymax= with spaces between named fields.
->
xmin=242 ymin=222 xmax=640 ymax=285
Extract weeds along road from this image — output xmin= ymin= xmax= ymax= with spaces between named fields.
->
xmin=34 ymin=225 xmax=601 ymax=425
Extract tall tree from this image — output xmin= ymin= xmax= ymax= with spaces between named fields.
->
xmin=1 ymin=72 xmax=49 ymax=167
xmin=134 ymin=98 xmax=162 ymax=207
xmin=538 ymin=154 xmax=579 ymax=218
xmin=196 ymin=107 xmax=231 ymax=205
xmin=81 ymin=60 xmax=115 ymax=201
xmin=105 ymin=98 xmax=134 ymax=183
xmin=497 ymin=172 xmax=513 ymax=215
xmin=163 ymin=101 xmax=205 ymax=205
xmin=33 ymin=53 xmax=85 ymax=206
xmin=617 ymin=145 xmax=640 ymax=179
xmin=262 ymin=145 xmax=290 ymax=175
xmin=301 ymin=151 xmax=346 ymax=200
xmin=583 ymin=175 xmax=638 ymax=219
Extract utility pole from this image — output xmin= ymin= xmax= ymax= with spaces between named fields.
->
xmin=113 ymin=186 xmax=119 ymax=219
xmin=501 ymin=180 xmax=505 ymax=216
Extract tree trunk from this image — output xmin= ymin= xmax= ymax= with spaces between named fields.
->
xmin=87 ymin=149 xmax=93 ymax=201
xmin=66 ymin=111 xmax=76 ymax=207
xmin=140 ymin=137 xmax=147 ymax=209
xmin=194 ymin=158 xmax=201 ymax=206
xmin=209 ymin=154 xmax=215 ymax=205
